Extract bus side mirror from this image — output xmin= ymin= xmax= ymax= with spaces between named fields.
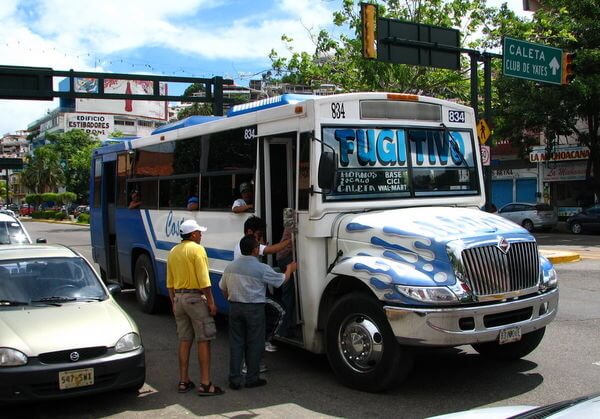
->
xmin=317 ymin=151 xmax=336 ymax=193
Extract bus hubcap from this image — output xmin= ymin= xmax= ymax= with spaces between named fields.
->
xmin=338 ymin=315 xmax=383 ymax=372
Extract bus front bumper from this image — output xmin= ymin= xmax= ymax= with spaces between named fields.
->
xmin=383 ymin=288 xmax=558 ymax=347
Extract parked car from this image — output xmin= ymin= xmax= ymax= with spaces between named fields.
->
xmin=566 ymin=204 xmax=600 ymax=234
xmin=497 ymin=202 xmax=558 ymax=232
xmin=19 ymin=204 xmax=34 ymax=217
xmin=73 ymin=205 xmax=90 ymax=218
xmin=428 ymin=392 xmax=600 ymax=418
xmin=0 ymin=244 xmax=145 ymax=402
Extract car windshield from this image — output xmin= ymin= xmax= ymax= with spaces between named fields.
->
xmin=0 ymin=257 xmax=107 ymax=304
xmin=0 ymin=221 xmax=30 ymax=244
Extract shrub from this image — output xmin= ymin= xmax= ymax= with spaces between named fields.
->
xmin=44 ymin=210 xmax=58 ymax=219
xmin=77 ymin=213 xmax=90 ymax=224
xmin=53 ymin=212 xmax=67 ymax=220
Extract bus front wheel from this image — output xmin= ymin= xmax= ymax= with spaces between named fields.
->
xmin=134 ymin=254 xmax=159 ymax=314
xmin=325 ymin=292 xmax=413 ymax=392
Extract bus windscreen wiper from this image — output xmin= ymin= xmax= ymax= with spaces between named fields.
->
xmin=31 ymin=296 xmax=77 ymax=303
xmin=441 ymin=123 xmax=470 ymax=169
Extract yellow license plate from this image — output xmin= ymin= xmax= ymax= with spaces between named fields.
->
xmin=58 ymin=367 xmax=94 ymax=390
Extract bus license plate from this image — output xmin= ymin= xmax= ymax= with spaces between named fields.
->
xmin=59 ymin=368 xmax=94 ymax=390
xmin=499 ymin=327 xmax=522 ymax=345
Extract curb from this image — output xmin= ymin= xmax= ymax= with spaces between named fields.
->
xmin=20 ymin=218 xmax=89 ymax=227
xmin=539 ymin=249 xmax=581 ymax=264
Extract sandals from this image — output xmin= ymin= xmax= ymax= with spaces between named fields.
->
xmin=197 ymin=381 xmax=225 ymax=396
xmin=178 ymin=380 xmax=195 ymax=393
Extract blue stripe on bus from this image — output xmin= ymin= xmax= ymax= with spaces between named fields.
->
xmin=155 ymin=239 xmax=233 ymax=261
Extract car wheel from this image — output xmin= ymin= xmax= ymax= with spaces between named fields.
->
xmin=325 ymin=292 xmax=413 ymax=392
xmin=134 ymin=254 xmax=160 ymax=314
xmin=522 ymin=219 xmax=534 ymax=232
xmin=570 ymin=222 xmax=583 ymax=234
xmin=472 ymin=327 xmax=546 ymax=360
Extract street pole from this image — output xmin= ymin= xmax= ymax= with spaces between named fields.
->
xmin=4 ymin=168 xmax=9 ymax=206
xmin=469 ymin=52 xmax=479 ymax=119
xmin=483 ymin=54 xmax=493 ymax=206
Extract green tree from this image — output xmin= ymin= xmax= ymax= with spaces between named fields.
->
xmin=0 ymin=180 xmax=7 ymax=204
xmin=45 ymin=130 xmax=100 ymax=202
xmin=21 ymin=146 xmax=64 ymax=194
xmin=492 ymin=1 xmax=600 ymax=197
xmin=268 ymin=0 xmax=498 ymax=101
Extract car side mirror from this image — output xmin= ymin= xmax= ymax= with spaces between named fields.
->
xmin=107 ymin=282 xmax=122 ymax=296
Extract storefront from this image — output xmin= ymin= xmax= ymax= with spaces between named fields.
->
xmin=529 ymin=145 xmax=594 ymax=219
xmin=491 ymin=167 xmax=538 ymax=209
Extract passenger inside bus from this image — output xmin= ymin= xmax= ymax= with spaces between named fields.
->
xmin=232 ymin=182 xmax=254 ymax=213
xmin=187 ymin=195 xmax=199 ymax=210
xmin=128 ymin=190 xmax=143 ymax=209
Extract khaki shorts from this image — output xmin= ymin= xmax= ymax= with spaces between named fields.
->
xmin=173 ymin=293 xmax=217 ymax=341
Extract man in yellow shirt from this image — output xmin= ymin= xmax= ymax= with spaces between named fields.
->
xmin=167 ymin=219 xmax=224 ymax=396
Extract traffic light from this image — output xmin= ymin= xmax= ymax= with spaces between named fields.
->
xmin=561 ymin=52 xmax=576 ymax=85
xmin=361 ymin=3 xmax=377 ymax=59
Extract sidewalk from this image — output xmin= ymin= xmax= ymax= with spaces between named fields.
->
xmin=538 ymin=248 xmax=580 ymax=264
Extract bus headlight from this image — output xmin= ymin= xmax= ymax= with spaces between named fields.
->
xmin=115 ymin=333 xmax=142 ymax=353
xmin=0 ymin=348 xmax=28 ymax=367
xmin=395 ymin=285 xmax=458 ymax=304
xmin=539 ymin=266 xmax=558 ymax=291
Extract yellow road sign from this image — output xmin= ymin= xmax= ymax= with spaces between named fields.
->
xmin=477 ymin=119 xmax=491 ymax=144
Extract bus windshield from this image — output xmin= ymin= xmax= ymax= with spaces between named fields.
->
xmin=321 ymin=126 xmax=479 ymax=201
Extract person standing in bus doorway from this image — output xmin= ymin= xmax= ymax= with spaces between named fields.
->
xmin=220 ymin=234 xmax=297 ymax=389
xmin=167 ymin=219 xmax=225 ymax=396
xmin=232 ymin=182 xmax=254 ymax=213
xmin=233 ymin=216 xmax=291 ymax=354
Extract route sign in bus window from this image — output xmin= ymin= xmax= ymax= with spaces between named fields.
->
xmin=322 ymin=126 xmax=479 ymax=201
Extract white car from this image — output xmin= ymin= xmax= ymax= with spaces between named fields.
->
xmin=0 ymin=212 xmax=33 ymax=244
xmin=428 ymin=393 xmax=600 ymax=418
xmin=0 ymin=244 xmax=145 ymax=402
xmin=497 ymin=202 xmax=558 ymax=232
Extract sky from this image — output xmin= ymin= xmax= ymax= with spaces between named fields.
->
xmin=0 ymin=0 xmax=529 ymax=136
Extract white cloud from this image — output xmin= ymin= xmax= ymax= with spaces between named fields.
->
xmin=0 ymin=0 xmax=339 ymax=134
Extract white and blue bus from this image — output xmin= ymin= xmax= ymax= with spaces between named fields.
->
xmin=90 ymin=92 xmax=558 ymax=391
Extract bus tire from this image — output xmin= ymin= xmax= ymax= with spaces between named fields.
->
xmin=472 ymin=327 xmax=546 ymax=360
xmin=325 ymin=292 xmax=413 ymax=392
xmin=134 ymin=254 xmax=159 ymax=314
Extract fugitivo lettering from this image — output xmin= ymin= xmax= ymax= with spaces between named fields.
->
xmin=334 ymin=128 xmax=466 ymax=168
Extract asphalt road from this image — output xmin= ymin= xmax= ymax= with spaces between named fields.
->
xmin=7 ymin=220 xmax=600 ymax=418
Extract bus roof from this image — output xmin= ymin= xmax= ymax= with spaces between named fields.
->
xmin=152 ymin=115 xmax=224 ymax=135
xmin=148 ymin=94 xmax=316 ymax=135
xmin=226 ymin=93 xmax=316 ymax=117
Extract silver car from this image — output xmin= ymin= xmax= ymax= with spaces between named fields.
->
xmin=0 ymin=244 xmax=145 ymax=402
xmin=497 ymin=202 xmax=558 ymax=232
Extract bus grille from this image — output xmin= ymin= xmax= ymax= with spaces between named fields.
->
xmin=461 ymin=242 xmax=539 ymax=296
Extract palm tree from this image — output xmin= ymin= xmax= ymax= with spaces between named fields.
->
xmin=21 ymin=146 xmax=64 ymax=193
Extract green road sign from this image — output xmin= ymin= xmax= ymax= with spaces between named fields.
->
xmin=503 ymin=37 xmax=563 ymax=85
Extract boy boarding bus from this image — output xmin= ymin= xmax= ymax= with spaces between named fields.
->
xmin=90 ymin=92 xmax=558 ymax=391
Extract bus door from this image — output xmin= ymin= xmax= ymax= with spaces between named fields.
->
xmin=262 ymin=133 xmax=304 ymax=343
xmin=101 ymin=160 xmax=120 ymax=282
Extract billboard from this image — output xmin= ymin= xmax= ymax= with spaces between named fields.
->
xmin=65 ymin=112 xmax=114 ymax=139
xmin=75 ymin=79 xmax=168 ymax=120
